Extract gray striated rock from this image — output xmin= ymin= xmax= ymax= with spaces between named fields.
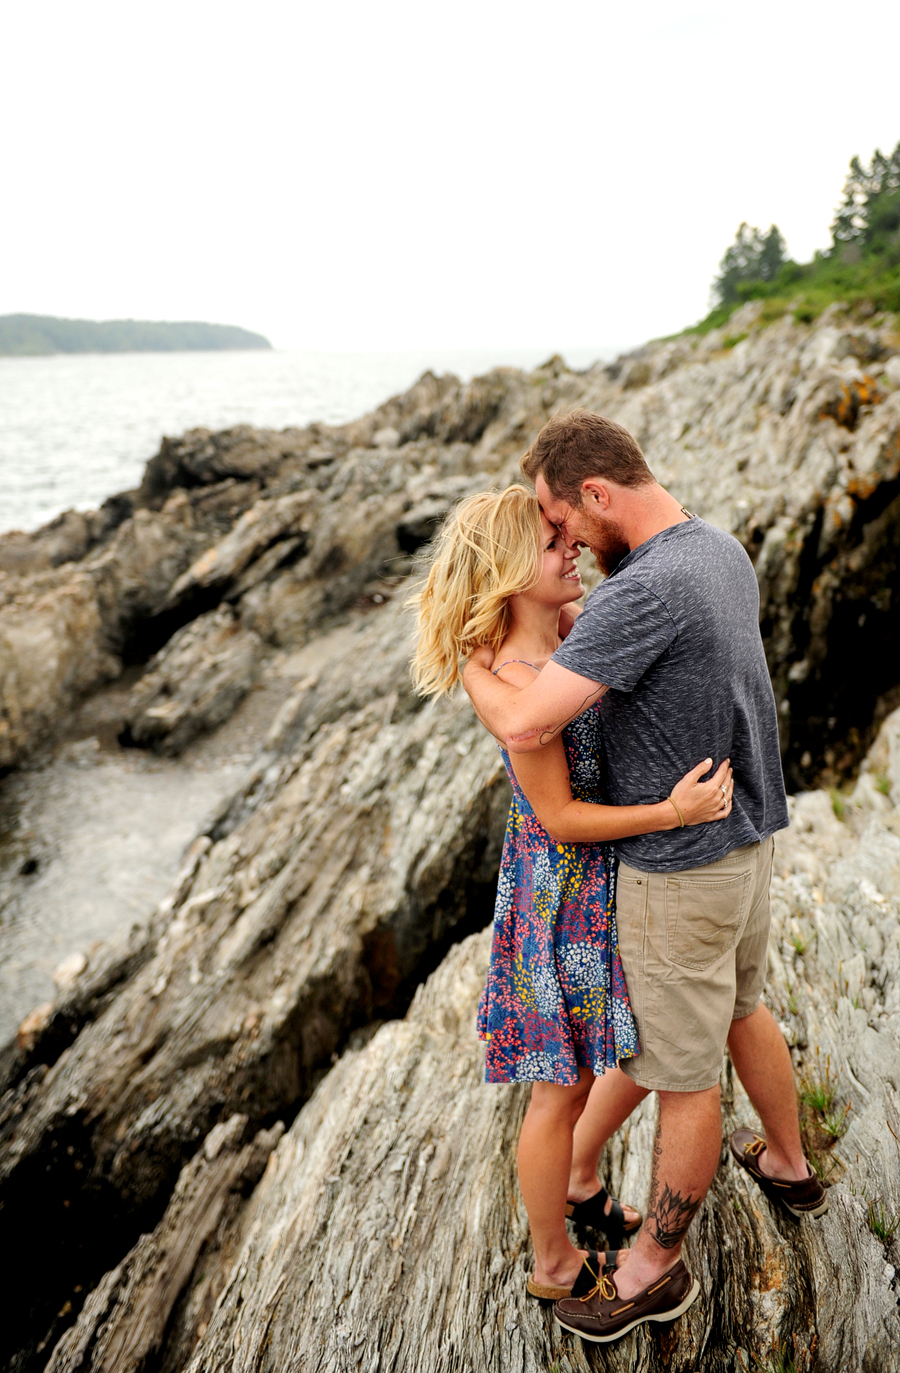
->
xmin=570 ymin=306 xmax=900 ymax=787
xmin=42 ymin=1112 xmax=285 ymax=1373
xmin=1 ymin=310 xmax=898 ymax=783
xmin=122 ymin=607 xmax=264 ymax=756
xmin=0 ymin=496 xmax=209 ymax=768
xmin=38 ymin=708 xmax=900 ymax=1373
xmin=0 ymin=366 xmax=536 ymax=769
xmin=162 ymin=490 xmax=315 ymax=606
xmin=1 ymin=310 xmax=900 ymax=1370
xmin=0 ymin=596 xmax=512 ymax=1369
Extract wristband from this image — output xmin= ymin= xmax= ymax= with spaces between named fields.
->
xmin=667 ymin=796 xmax=685 ymax=828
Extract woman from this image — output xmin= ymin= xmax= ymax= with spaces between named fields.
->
xmin=411 ymin=486 xmax=732 ymax=1302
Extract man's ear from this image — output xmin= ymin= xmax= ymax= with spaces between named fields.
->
xmin=580 ymin=479 xmax=611 ymax=510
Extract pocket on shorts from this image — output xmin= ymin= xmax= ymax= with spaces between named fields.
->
xmin=664 ymin=869 xmax=753 ymax=971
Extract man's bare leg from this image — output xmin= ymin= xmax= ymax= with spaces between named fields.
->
xmin=569 ymin=1067 xmax=649 ymax=1226
xmin=727 ymin=1002 xmax=807 ymax=1181
xmin=612 ymin=1084 xmax=722 ymax=1299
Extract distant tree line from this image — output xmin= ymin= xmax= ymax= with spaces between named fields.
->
xmin=830 ymin=144 xmax=900 ymax=259
xmin=713 ymin=224 xmax=789 ymax=307
xmin=0 ymin=315 xmax=272 ymax=356
xmin=706 ymin=141 xmax=900 ymax=325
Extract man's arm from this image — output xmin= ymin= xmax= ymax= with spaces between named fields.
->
xmin=462 ymin=650 xmax=607 ymax=752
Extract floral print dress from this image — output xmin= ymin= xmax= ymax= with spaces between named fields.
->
xmin=477 ymin=702 xmax=640 ymax=1084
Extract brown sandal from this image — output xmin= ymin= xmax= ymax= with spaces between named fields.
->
xmin=527 ymin=1249 xmax=620 ymax=1301
xmin=565 ymin=1185 xmax=642 ymax=1247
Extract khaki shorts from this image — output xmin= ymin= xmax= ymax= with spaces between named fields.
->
xmin=615 ymin=837 xmax=775 ymax=1092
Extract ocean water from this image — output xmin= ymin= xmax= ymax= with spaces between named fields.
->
xmin=0 ymin=345 xmax=610 ymax=535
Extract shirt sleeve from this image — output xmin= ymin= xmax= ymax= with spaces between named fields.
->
xmin=552 ymin=576 xmax=678 ymax=691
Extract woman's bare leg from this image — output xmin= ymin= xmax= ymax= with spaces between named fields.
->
xmin=569 ymin=1067 xmax=650 ymax=1222
xmin=518 ymin=1069 xmax=596 ymax=1287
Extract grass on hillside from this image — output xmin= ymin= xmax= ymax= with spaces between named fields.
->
xmin=687 ymin=143 xmax=900 ymax=337
xmin=687 ymin=251 xmax=900 ymax=336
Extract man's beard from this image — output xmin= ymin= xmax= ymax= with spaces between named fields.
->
xmin=583 ymin=514 xmax=630 ymax=576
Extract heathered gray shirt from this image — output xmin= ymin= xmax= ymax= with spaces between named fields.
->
xmin=553 ymin=517 xmax=789 ymax=872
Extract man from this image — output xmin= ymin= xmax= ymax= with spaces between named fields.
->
xmin=463 ymin=409 xmax=826 ymax=1344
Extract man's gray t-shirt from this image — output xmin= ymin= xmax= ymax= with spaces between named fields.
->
xmin=553 ymin=518 xmax=789 ymax=872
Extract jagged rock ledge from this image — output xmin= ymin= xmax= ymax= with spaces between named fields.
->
xmin=1 ymin=306 xmax=899 ymax=786
xmin=1 ymin=309 xmax=899 ymax=1370
xmin=40 ymin=709 xmax=900 ymax=1373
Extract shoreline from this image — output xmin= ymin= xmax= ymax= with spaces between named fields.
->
xmin=0 ymin=345 xmax=615 ymax=536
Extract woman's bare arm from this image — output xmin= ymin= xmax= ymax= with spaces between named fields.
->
xmin=509 ymin=741 xmax=732 ymax=843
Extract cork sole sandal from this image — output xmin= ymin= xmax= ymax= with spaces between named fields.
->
xmin=527 ymin=1249 xmax=620 ymax=1301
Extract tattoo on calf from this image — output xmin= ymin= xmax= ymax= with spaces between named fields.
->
xmin=647 ymin=1183 xmax=702 ymax=1250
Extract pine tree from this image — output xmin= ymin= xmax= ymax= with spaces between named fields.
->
xmin=759 ymin=225 xmax=789 ymax=282
xmin=713 ymin=223 xmax=787 ymax=306
xmin=831 ymin=142 xmax=900 ymax=257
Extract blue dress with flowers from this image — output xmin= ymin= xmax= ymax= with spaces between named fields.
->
xmin=477 ymin=702 xmax=640 ymax=1084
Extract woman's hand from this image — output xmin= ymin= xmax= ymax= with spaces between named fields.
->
xmin=670 ymin=758 xmax=733 ymax=826
xmin=511 ymin=749 xmax=734 ymax=845
xmin=464 ymin=644 xmax=496 ymax=675
xmin=557 ymin=603 xmax=582 ymax=639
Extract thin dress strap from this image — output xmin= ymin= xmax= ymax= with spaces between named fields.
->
xmin=492 ymin=659 xmax=540 ymax=676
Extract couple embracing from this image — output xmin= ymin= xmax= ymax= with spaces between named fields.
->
xmin=412 ymin=409 xmax=827 ymax=1345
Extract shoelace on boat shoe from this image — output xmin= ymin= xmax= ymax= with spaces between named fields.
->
xmin=578 ymin=1256 xmax=618 ymax=1304
xmin=743 ymin=1135 xmax=793 ymax=1188
xmin=581 ymin=1271 xmax=676 ymax=1318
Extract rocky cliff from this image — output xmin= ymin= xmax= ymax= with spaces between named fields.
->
xmin=2 ymin=303 xmax=898 ymax=786
xmin=15 ymin=710 xmax=900 ymax=1373
xmin=1 ymin=306 xmax=899 ymax=1372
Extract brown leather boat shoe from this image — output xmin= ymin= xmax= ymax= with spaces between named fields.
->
xmin=729 ymin=1129 xmax=828 ymax=1218
xmin=553 ymin=1257 xmax=699 ymax=1343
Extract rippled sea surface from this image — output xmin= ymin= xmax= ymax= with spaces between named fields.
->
xmin=0 ymin=345 xmax=608 ymax=534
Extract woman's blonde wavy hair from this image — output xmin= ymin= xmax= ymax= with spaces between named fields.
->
xmin=410 ymin=485 xmax=543 ymax=697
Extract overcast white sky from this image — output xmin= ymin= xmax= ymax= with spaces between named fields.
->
xmin=3 ymin=0 xmax=898 ymax=354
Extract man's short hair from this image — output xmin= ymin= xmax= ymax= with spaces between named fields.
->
xmin=521 ymin=408 xmax=654 ymax=506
